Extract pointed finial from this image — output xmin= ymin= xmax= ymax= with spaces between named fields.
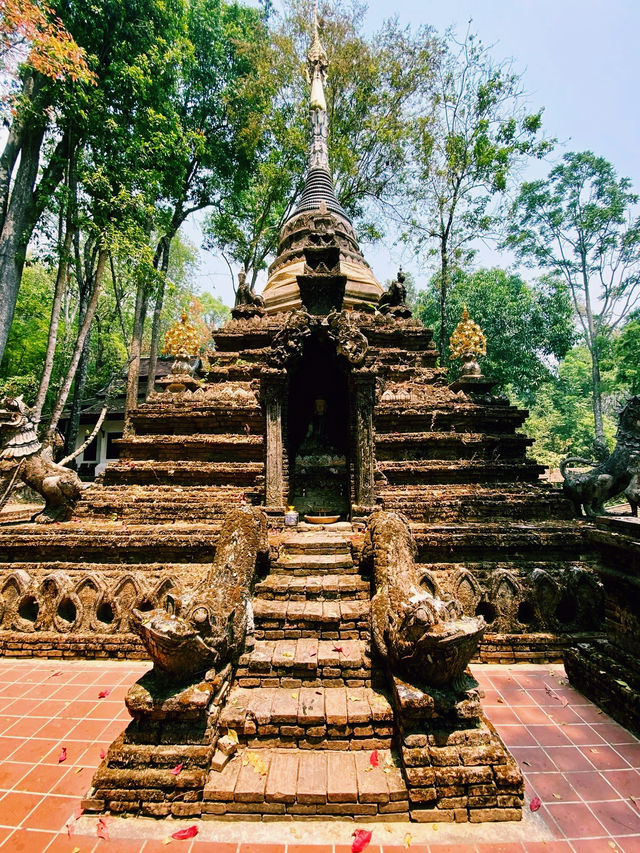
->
xmin=308 ymin=4 xmax=327 ymax=111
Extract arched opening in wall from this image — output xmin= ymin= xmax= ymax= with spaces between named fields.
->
xmin=517 ymin=601 xmax=536 ymax=625
xmin=555 ymin=593 xmax=577 ymax=625
xmin=137 ymin=598 xmax=154 ymax=613
xmin=96 ymin=601 xmax=115 ymax=625
xmin=18 ymin=595 xmax=38 ymax=623
xmin=287 ymin=333 xmax=350 ymax=517
xmin=57 ymin=597 xmax=77 ymax=625
xmin=475 ymin=600 xmax=497 ymax=624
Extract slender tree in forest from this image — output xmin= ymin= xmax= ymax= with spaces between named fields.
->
xmin=505 ymin=151 xmax=640 ymax=446
xmin=406 ymin=26 xmax=551 ymax=361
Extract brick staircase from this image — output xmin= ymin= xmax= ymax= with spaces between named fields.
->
xmin=202 ymin=525 xmax=409 ymax=819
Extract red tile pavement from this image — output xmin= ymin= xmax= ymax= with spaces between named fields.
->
xmin=0 ymin=660 xmax=637 ymax=852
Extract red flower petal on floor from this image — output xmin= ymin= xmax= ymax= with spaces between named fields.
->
xmin=170 ymin=763 xmax=183 ymax=775
xmin=333 ymin=646 xmax=344 ymax=653
xmin=99 ymin=748 xmax=106 ymax=760
xmin=369 ymin=749 xmax=379 ymax=767
xmin=352 ymin=828 xmax=372 ymax=852
xmin=97 ymin=818 xmax=109 ymax=839
xmin=98 ymin=689 xmax=110 ymax=698
xmin=530 ymin=796 xmax=541 ymax=812
xmin=58 ymin=746 xmax=67 ymax=763
xmin=171 ymin=825 xmax=198 ymax=840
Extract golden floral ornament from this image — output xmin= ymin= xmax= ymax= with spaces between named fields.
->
xmin=163 ymin=313 xmax=200 ymax=358
xmin=449 ymin=307 xmax=487 ymax=361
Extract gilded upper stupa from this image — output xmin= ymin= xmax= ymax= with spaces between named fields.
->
xmin=262 ymin=9 xmax=383 ymax=314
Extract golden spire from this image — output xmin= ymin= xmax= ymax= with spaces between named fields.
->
xmin=308 ymin=3 xmax=327 ymax=111
xmin=163 ymin=312 xmax=200 ymax=358
xmin=449 ymin=307 xmax=487 ymax=361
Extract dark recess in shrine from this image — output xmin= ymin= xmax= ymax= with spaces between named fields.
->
xmin=287 ymin=333 xmax=350 ymax=516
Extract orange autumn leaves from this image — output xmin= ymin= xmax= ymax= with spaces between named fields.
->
xmin=0 ymin=0 xmax=95 ymax=84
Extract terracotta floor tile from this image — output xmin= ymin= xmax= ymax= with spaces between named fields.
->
xmin=589 ymin=798 xmax=640 ymax=835
xmin=44 ymin=832 xmax=98 ymax=853
xmin=571 ymin=841 xmax=627 ymax=853
xmin=64 ymin=720 xmax=109 ymax=741
xmin=616 ymin=744 xmax=640 ymax=767
xmin=566 ymin=770 xmax=620 ymax=801
xmin=427 ymin=845 xmax=474 ymax=853
xmin=0 ymin=791 xmax=42 ymax=826
xmin=528 ymin=771 xmax=579 ymax=802
xmin=23 ymin=795 xmax=77 ymax=832
xmin=51 ymin=766 xmax=93 ymax=797
xmin=4 ymin=716 xmax=50 ymax=738
xmin=0 ymin=762 xmax=31 ymax=791
xmin=547 ymin=747 xmax=596 ymax=772
xmin=560 ymin=725 xmax=606 ymax=746
xmin=546 ymin=706 xmax=586 ymax=725
xmin=14 ymin=764 xmax=69 ymax=795
xmin=498 ymin=725 xmax=538 ymax=747
xmin=546 ymin=801 xmax=607 ymax=838
xmin=576 ymin=705 xmax=614 ymax=724
xmin=191 ymin=844 xmax=238 ymax=853
xmin=516 ymin=705 xmax=553 ymax=725
xmin=33 ymin=719 xmax=77 ymax=740
xmin=581 ymin=745 xmax=633 ymax=771
xmin=236 ymin=846 xmax=285 ymax=853
xmin=528 ymin=725 xmax=572 ymax=747
xmin=607 ymin=769 xmax=640 ymax=798
xmin=510 ymin=746 xmax=558 ymax=772
xmin=591 ymin=724 xmax=639 ymax=745
xmin=524 ymin=843 xmax=573 ymax=852
xmin=476 ymin=844 xmax=526 ymax=852
xmin=0 ymin=828 xmax=56 ymax=853
xmin=487 ymin=705 xmax=521 ymax=724
xmin=617 ymin=837 xmax=640 ymax=853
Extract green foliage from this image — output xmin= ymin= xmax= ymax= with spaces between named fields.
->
xmin=415 ymin=267 xmax=574 ymax=402
xmin=614 ymin=312 xmax=640 ymax=394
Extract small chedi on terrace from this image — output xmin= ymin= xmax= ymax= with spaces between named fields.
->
xmin=2 ymin=6 xmax=640 ymax=833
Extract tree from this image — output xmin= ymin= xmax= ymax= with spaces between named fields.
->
xmin=204 ymin=0 xmax=434 ymax=283
xmin=406 ymin=26 xmax=552 ymax=361
xmin=415 ymin=267 xmax=574 ymax=402
xmin=505 ymin=151 xmax=640 ymax=446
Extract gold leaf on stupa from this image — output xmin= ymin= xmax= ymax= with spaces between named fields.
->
xmin=449 ymin=307 xmax=487 ymax=360
xmin=163 ymin=312 xmax=200 ymax=357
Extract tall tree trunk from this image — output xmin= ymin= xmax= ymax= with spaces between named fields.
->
xmin=0 ymin=72 xmax=41 ymax=226
xmin=32 ymin=157 xmax=77 ymax=424
xmin=146 ymin=237 xmax=172 ymax=401
xmin=46 ymin=248 xmax=107 ymax=444
xmin=124 ymin=279 xmax=148 ymax=436
xmin=581 ymin=257 xmax=605 ymax=445
xmin=439 ymin=238 xmax=449 ymax=364
xmin=63 ymin=330 xmax=91 ymax=460
xmin=0 ymin=121 xmax=46 ymax=363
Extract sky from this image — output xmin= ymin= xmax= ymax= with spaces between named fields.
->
xmin=186 ymin=0 xmax=640 ymax=307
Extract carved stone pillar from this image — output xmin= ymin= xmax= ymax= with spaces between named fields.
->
xmin=261 ymin=370 xmax=287 ymax=510
xmin=351 ymin=370 xmax=377 ymax=514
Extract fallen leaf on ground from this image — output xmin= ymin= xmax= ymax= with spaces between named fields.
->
xmin=351 ymin=828 xmax=372 ymax=852
xmin=98 ymin=689 xmax=110 ymax=698
xmin=74 ymin=766 xmax=84 ymax=775
xmin=496 ymin=697 xmax=505 ymax=704
xmin=58 ymin=746 xmax=67 ymax=763
xmin=170 ymin=763 xmax=183 ymax=775
xmin=227 ymin=729 xmax=239 ymax=744
xmin=553 ymin=793 xmax=561 ymax=799
xmin=333 ymin=646 xmax=344 ymax=653
xmin=162 ymin=838 xmax=172 ymax=846
xmin=97 ymin=817 xmax=109 ymax=839
xmin=530 ymin=796 xmax=541 ymax=812
xmin=100 ymin=748 xmax=106 ymax=760
xmin=171 ymin=825 xmax=198 ymax=840
xmin=369 ymin=749 xmax=379 ymax=767
xmin=290 ymin=692 xmax=298 ymax=699
xmin=48 ymin=671 xmax=63 ymax=679
xmin=630 ymin=796 xmax=640 ymax=811
xmin=403 ymin=831 xmax=412 ymax=848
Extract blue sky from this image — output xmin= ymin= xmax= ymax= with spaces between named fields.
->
xmin=187 ymin=0 xmax=640 ymax=305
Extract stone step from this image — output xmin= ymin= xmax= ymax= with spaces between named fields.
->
xmin=377 ymin=460 xmax=544 ymax=485
xmin=218 ymin=686 xmax=393 ymax=750
xmin=116 ymin=434 xmax=264 ymax=462
xmin=0 ymin=523 xmax=220 ymax=564
xmin=409 ymin=522 xmax=590 ymax=563
xmin=202 ymin=747 xmax=408 ymax=817
xmin=103 ymin=461 xmax=264 ymax=487
xmin=375 ymin=432 xmax=533 ymax=462
xmin=75 ymin=485 xmax=263 ymax=521
xmin=374 ymin=404 xmax=528 ymax=435
xmin=255 ymin=573 xmax=369 ymax=601
xmin=276 ymin=532 xmax=352 ymax=555
xmin=380 ymin=485 xmax=572 ymax=522
xmin=272 ymin=552 xmax=355 ymax=575
xmin=253 ymin=598 xmax=369 ymax=640
xmin=236 ymin=639 xmax=371 ymax=687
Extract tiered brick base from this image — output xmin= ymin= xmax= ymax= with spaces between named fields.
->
xmin=82 ymin=665 xmax=231 ymax=817
xmin=392 ymin=674 xmax=523 ymax=823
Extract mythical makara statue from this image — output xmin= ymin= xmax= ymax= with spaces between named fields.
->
xmin=378 ymin=269 xmax=412 ymax=319
xmin=231 ymin=270 xmax=266 ymax=320
xmin=364 ymin=509 xmax=485 ymax=687
xmin=0 ymin=396 xmax=85 ymax=523
xmin=561 ymin=395 xmax=640 ymax=517
xmin=132 ymin=505 xmax=268 ymax=679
